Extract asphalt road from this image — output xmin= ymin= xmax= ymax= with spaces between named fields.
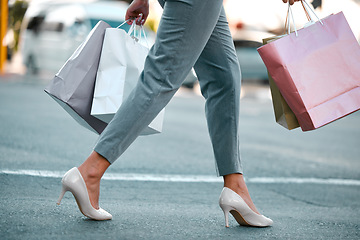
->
xmin=0 ymin=75 xmax=359 ymax=239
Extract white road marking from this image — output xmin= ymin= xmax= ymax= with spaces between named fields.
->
xmin=1 ymin=169 xmax=360 ymax=186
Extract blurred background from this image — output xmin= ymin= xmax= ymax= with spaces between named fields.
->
xmin=1 ymin=0 xmax=360 ymax=85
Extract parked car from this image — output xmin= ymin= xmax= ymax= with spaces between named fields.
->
xmin=233 ymin=29 xmax=273 ymax=83
xmin=19 ymin=0 xmax=155 ymax=75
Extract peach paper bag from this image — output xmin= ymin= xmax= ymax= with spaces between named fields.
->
xmin=258 ymin=11 xmax=360 ymax=131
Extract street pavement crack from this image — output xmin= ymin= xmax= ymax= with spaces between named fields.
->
xmin=269 ymin=188 xmax=329 ymax=208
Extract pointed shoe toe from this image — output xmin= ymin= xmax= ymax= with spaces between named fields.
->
xmin=219 ymin=187 xmax=272 ymax=227
xmin=57 ymin=167 xmax=112 ymax=221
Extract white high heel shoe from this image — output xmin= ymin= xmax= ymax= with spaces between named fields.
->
xmin=57 ymin=167 xmax=112 ymax=220
xmin=219 ymin=187 xmax=273 ymax=227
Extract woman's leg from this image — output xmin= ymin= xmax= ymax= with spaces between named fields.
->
xmin=80 ymin=0 xmax=224 ymax=208
xmin=93 ymin=0 xmax=224 ymax=163
xmin=194 ymin=6 xmax=242 ymax=177
xmin=193 ymin=7 xmax=259 ymax=214
xmin=78 ymin=152 xmax=110 ymax=210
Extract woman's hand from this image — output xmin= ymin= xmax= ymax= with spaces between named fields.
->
xmin=125 ymin=0 xmax=149 ymax=25
xmin=282 ymin=0 xmax=301 ymax=5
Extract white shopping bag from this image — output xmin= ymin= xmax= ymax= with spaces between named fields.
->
xmin=91 ymin=23 xmax=164 ymax=135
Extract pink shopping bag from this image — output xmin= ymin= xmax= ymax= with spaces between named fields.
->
xmin=258 ymin=11 xmax=360 ymax=131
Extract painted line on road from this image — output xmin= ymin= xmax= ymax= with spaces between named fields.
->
xmin=1 ymin=169 xmax=360 ymax=186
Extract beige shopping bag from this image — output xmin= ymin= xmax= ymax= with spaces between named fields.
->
xmin=263 ymin=36 xmax=300 ymax=130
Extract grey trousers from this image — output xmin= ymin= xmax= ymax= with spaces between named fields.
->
xmin=94 ymin=0 xmax=242 ymax=176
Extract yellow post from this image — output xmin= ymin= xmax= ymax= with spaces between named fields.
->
xmin=0 ymin=0 xmax=8 ymax=74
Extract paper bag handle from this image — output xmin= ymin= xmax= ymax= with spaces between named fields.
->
xmin=117 ymin=20 xmax=137 ymax=36
xmin=286 ymin=3 xmax=298 ymax=36
xmin=285 ymin=0 xmax=323 ymax=37
xmin=301 ymin=0 xmax=323 ymax=24
xmin=116 ymin=20 xmax=149 ymax=48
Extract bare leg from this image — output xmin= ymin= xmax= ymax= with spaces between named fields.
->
xmin=77 ymin=151 xmax=110 ymax=210
xmin=223 ymin=173 xmax=260 ymax=215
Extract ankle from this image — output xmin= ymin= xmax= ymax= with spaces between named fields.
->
xmin=223 ymin=173 xmax=260 ymax=214
xmin=78 ymin=165 xmax=102 ymax=182
xmin=78 ymin=151 xmax=110 ymax=181
xmin=223 ymin=174 xmax=246 ymax=189
xmin=223 ymin=174 xmax=252 ymax=199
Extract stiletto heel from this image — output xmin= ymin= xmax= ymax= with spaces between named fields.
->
xmin=57 ymin=186 xmax=67 ymax=205
xmin=219 ymin=187 xmax=273 ymax=227
xmin=57 ymin=167 xmax=112 ymax=220
xmin=223 ymin=207 xmax=230 ymax=228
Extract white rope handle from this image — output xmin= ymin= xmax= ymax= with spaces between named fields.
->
xmin=116 ymin=19 xmax=131 ymax=29
xmin=116 ymin=17 xmax=150 ymax=48
xmin=287 ymin=2 xmax=298 ymax=36
xmin=302 ymin=0 xmax=323 ymax=25
xmin=131 ymin=24 xmax=150 ymax=48
xmin=128 ymin=21 xmax=137 ymax=36
xmin=116 ymin=19 xmax=138 ymax=37
xmin=286 ymin=0 xmax=324 ymax=37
